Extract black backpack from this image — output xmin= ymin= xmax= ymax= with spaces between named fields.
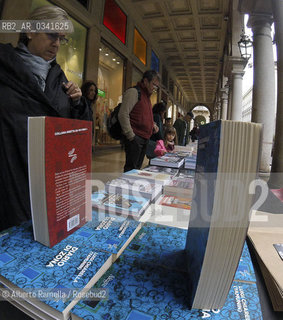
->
xmin=107 ymin=86 xmax=141 ymax=140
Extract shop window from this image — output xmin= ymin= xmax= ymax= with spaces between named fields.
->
xmin=134 ymin=28 xmax=147 ymax=65
xmin=31 ymin=0 xmax=87 ymax=87
xmin=96 ymin=41 xmax=125 ymax=144
xmin=103 ymin=0 xmax=127 ymax=44
xmin=151 ymin=50 xmax=159 ymax=72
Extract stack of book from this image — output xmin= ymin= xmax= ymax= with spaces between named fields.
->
xmin=149 ymin=194 xmax=192 ymax=229
xmin=91 ymin=191 xmax=150 ymax=219
xmin=122 ymin=169 xmax=172 ymax=185
xmin=183 ymin=154 xmax=197 ymax=169
xmin=105 ymin=177 xmax=162 ymax=202
xmin=163 ymin=176 xmax=194 ymax=198
xmin=150 ymin=154 xmax=185 ymax=168
xmin=0 ymin=211 xmax=142 ymax=320
xmin=142 ymin=165 xmax=179 ymax=179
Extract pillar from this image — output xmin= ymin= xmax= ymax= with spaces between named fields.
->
xmin=231 ymin=68 xmax=245 ymax=120
xmin=220 ymin=87 xmax=229 ymax=120
xmin=269 ymin=0 xmax=283 ymax=187
xmin=224 ymin=56 xmax=246 ymax=121
xmin=248 ymin=14 xmax=276 ymax=173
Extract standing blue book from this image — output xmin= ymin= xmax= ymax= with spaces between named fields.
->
xmin=185 ymin=120 xmax=262 ymax=309
xmin=70 ymin=255 xmax=262 ymax=320
xmin=0 ymin=211 xmax=141 ymax=319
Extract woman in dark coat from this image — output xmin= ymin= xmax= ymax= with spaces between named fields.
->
xmin=146 ymin=102 xmax=166 ymax=159
xmin=150 ymin=102 xmax=166 ymax=141
xmin=0 ymin=6 xmax=93 ymax=231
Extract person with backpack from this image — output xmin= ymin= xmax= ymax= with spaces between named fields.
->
xmin=118 ymin=70 xmax=160 ymax=172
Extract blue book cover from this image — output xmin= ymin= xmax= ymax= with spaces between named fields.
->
xmin=91 ymin=191 xmax=150 ymax=218
xmin=0 ymin=212 xmax=141 ymax=317
xmin=185 ymin=120 xmax=222 ymax=307
xmin=0 ymin=220 xmax=112 ymax=317
xmin=123 ymin=222 xmax=188 ymax=271
xmin=71 ymin=255 xmax=262 ymax=320
xmin=184 ymin=120 xmax=262 ymax=309
xmin=125 ymin=223 xmax=255 ymax=279
xmin=235 ymin=242 xmax=256 ymax=283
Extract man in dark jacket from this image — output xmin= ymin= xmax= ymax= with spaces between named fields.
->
xmin=173 ymin=111 xmax=194 ymax=146
xmin=0 ymin=6 xmax=93 ymax=232
xmin=118 ymin=70 xmax=160 ymax=172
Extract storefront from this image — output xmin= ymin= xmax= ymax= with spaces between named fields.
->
xmin=96 ymin=41 xmax=125 ymax=144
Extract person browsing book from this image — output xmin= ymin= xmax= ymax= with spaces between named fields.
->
xmin=154 ymin=126 xmax=178 ymax=156
xmin=118 ymin=70 xmax=160 ymax=172
xmin=0 ymin=5 xmax=93 ymax=232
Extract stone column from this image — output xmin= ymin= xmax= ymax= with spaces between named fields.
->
xmin=231 ymin=69 xmax=245 ymax=120
xmin=269 ymin=0 xmax=283 ymax=187
xmin=248 ymin=14 xmax=276 ymax=173
xmin=220 ymin=87 xmax=229 ymax=120
xmin=224 ymin=56 xmax=246 ymax=121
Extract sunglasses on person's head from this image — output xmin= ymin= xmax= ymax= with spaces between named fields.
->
xmin=46 ymin=33 xmax=68 ymax=45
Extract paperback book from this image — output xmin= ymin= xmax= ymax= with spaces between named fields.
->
xmin=150 ymin=154 xmax=185 ymax=168
xmin=105 ymin=177 xmax=162 ymax=201
xmin=184 ymin=154 xmax=197 ymax=169
xmin=149 ymin=195 xmax=191 ymax=229
xmin=0 ymin=211 xmax=142 ymax=319
xmin=123 ymin=222 xmax=188 ymax=271
xmin=185 ymin=120 xmax=262 ymax=309
xmin=71 ymin=252 xmax=262 ymax=320
xmin=177 ymin=168 xmax=195 ymax=178
xmin=163 ymin=176 xmax=195 ymax=198
xmin=0 ymin=221 xmax=112 ymax=320
xmin=28 ymin=116 xmax=92 ymax=247
xmin=91 ymin=191 xmax=150 ymax=219
xmin=142 ymin=165 xmax=179 ymax=179
xmin=122 ymin=169 xmax=172 ymax=185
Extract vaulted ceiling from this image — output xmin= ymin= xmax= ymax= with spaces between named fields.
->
xmin=119 ymin=0 xmax=231 ymax=108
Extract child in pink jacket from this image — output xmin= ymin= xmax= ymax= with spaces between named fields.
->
xmin=154 ymin=126 xmax=178 ymax=156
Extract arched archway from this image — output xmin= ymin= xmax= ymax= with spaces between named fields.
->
xmin=191 ymin=105 xmax=211 ymax=125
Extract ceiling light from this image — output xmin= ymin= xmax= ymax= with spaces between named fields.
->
xmin=105 ymin=53 xmax=109 ymax=56
xmin=112 ymin=58 xmax=116 ymax=61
